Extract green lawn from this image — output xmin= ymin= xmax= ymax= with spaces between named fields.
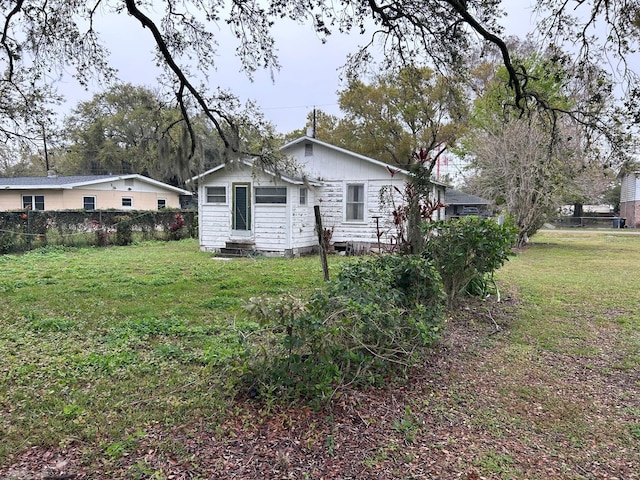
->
xmin=0 ymin=240 xmax=331 ymax=464
xmin=1 ymin=233 xmax=639 ymax=478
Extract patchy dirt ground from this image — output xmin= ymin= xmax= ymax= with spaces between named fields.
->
xmin=2 ymin=297 xmax=638 ymax=480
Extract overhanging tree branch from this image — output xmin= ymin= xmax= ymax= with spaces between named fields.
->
xmin=124 ymin=0 xmax=231 ymax=159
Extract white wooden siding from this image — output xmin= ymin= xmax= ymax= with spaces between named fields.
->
xmin=315 ymin=178 xmax=407 ymax=245
xmin=198 ymin=197 xmax=231 ymax=250
xmin=620 ymin=173 xmax=639 ymax=203
xmin=253 ymin=204 xmax=288 ymax=251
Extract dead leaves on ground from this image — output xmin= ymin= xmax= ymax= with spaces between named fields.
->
xmin=2 ymin=298 xmax=638 ymax=479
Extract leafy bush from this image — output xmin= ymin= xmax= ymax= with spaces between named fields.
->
xmin=0 ymin=210 xmax=197 ymax=253
xmin=244 ymin=254 xmax=445 ymax=403
xmin=423 ymin=215 xmax=517 ymax=307
xmin=114 ymin=215 xmax=133 ymax=246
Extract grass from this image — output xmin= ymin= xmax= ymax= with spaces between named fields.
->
xmin=1 ymin=232 xmax=639 ymax=478
xmin=501 ymin=232 xmax=640 ymax=356
xmin=0 ymin=240 xmax=332 ymax=465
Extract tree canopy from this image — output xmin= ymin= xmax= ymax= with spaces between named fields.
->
xmin=460 ymin=45 xmax=622 ymax=246
xmin=1 ymin=0 xmax=638 ymax=167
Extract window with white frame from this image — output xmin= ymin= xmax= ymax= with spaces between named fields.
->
xmin=255 ymin=187 xmax=287 ymax=204
xmin=121 ymin=197 xmax=133 ymax=208
xmin=22 ymin=195 xmax=45 ymax=211
xmin=157 ymin=198 xmax=167 ymax=209
xmin=83 ymin=196 xmax=96 ymax=211
xmin=299 ymin=187 xmax=307 ymax=205
xmin=346 ymin=184 xmax=365 ymax=221
xmin=206 ymin=186 xmax=226 ymax=203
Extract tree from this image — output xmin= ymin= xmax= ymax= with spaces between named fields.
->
xmin=305 ymin=66 xmax=467 ymax=253
xmin=465 ymin=118 xmax=570 ymax=247
xmin=461 ymin=48 xmax=618 ymax=246
xmin=60 ymin=84 xmax=190 ymax=183
xmin=335 ymin=66 xmax=467 ymax=168
xmin=1 ymin=1 xmax=637 ymax=168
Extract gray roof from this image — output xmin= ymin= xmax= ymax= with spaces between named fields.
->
xmin=0 ymin=175 xmax=117 ymax=187
xmin=0 ymin=174 xmax=192 ymax=195
xmin=445 ymin=188 xmax=491 ymax=206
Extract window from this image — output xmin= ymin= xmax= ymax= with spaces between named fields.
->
xmin=157 ymin=198 xmax=167 ymax=209
xmin=346 ymin=184 xmax=365 ymax=221
xmin=83 ymin=196 xmax=96 ymax=211
xmin=304 ymin=143 xmax=313 ymax=156
xmin=122 ymin=197 xmax=133 ymax=208
xmin=206 ymin=186 xmax=226 ymax=203
xmin=22 ymin=195 xmax=45 ymax=211
xmin=255 ymin=187 xmax=287 ymax=204
xmin=299 ymin=187 xmax=307 ymax=205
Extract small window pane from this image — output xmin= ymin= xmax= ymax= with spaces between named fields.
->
xmin=206 ymin=186 xmax=226 ymax=203
xmin=299 ymin=187 xmax=307 ymax=205
xmin=83 ymin=196 xmax=96 ymax=211
xmin=22 ymin=195 xmax=32 ymax=210
xmin=122 ymin=197 xmax=133 ymax=207
xmin=157 ymin=199 xmax=167 ymax=209
xmin=34 ymin=196 xmax=45 ymax=210
xmin=255 ymin=187 xmax=287 ymax=204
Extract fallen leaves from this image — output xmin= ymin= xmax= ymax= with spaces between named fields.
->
xmin=2 ymin=298 xmax=638 ymax=479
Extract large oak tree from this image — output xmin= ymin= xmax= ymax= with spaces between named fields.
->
xmin=1 ymin=1 xmax=638 ymax=166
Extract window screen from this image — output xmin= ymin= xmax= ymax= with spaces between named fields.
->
xmin=255 ymin=187 xmax=287 ymax=204
xmin=206 ymin=186 xmax=226 ymax=203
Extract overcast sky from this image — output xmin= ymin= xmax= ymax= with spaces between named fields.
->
xmin=55 ymin=1 xmax=538 ymax=134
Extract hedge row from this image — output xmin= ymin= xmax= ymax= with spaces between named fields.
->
xmin=0 ymin=210 xmax=197 ymax=253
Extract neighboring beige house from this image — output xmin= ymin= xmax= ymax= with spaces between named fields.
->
xmin=0 ymin=173 xmax=192 ymax=211
xmin=620 ymin=170 xmax=640 ymax=227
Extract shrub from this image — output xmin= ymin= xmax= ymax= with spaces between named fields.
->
xmin=167 ymin=213 xmax=185 ymax=241
xmin=243 ymin=254 xmax=446 ymax=403
xmin=423 ymin=215 xmax=517 ymax=307
xmin=114 ymin=216 xmax=133 ymax=246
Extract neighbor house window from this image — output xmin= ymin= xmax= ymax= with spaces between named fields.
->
xmin=83 ymin=196 xmax=96 ymax=211
xmin=346 ymin=184 xmax=365 ymax=221
xmin=206 ymin=186 xmax=226 ymax=203
xmin=255 ymin=187 xmax=287 ymax=204
xmin=299 ymin=187 xmax=307 ymax=205
xmin=22 ymin=195 xmax=45 ymax=211
xmin=157 ymin=198 xmax=167 ymax=209
xmin=122 ymin=197 xmax=133 ymax=207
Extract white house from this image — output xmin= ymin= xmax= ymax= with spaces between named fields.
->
xmin=192 ymin=136 xmax=447 ymax=256
xmin=620 ymin=170 xmax=640 ymax=227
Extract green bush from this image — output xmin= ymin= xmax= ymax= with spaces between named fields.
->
xmin=423 ymin=215 xmax=517 ymax=307
xmin=244 ymin=254 xmax=445 ymax=403
xmin=0 ymin=210 xmax=197 ymax=253
xmin=114 ymin=215 xmax=133 ymax=246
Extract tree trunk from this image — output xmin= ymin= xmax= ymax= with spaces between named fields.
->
xmin=573 ymin=203 xmax=583 ymax=217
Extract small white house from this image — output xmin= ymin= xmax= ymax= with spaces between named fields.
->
xmin=192 ymin=136 xmax=446 ymax=256
xmin=620 ymin=171 xmax=640 ymax=227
